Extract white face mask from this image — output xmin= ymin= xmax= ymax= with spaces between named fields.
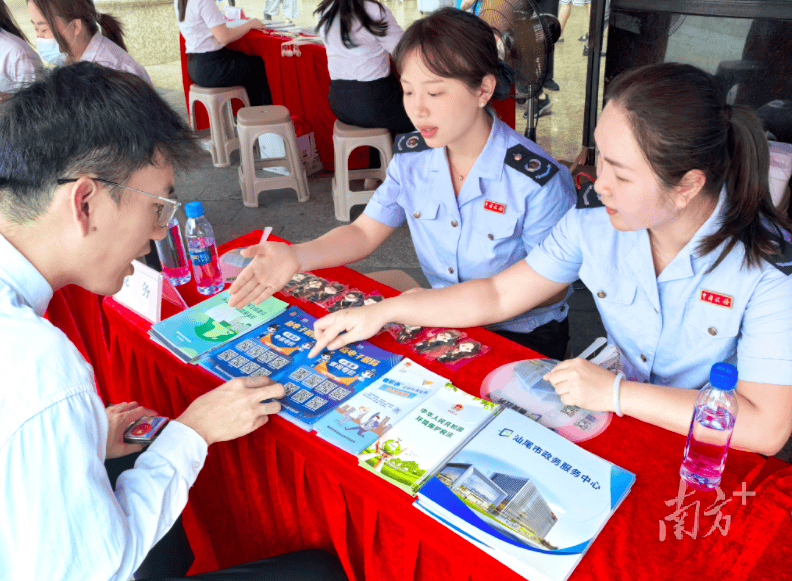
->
xmin=36 ymin=36 xmax=66 ymax=66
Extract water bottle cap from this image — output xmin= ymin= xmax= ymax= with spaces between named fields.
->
xmin=709 ymin=362 xmax=738 ymax=390
xmin=184 ymin=201 xmax=205 ymax=219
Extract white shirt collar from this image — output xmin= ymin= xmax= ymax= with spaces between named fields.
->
xmin=0 ymin=232 xmax=54 ymax=317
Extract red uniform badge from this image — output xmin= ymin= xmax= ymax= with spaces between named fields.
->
xmin=700 ymin=290 xmax=733 ymax=309
xmin=483 ymin=200 xmax=506 ymax=214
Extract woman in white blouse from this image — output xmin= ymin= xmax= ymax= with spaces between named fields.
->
xmin=27 ymin=0 xmax=152 ymax=85
xmin=0 ymin=1 xmax=41 ymax=99
xmin=315 ymin=0 xmax=413 ymax=134
xmin=177 ymin=0 xmax=272 ymax=106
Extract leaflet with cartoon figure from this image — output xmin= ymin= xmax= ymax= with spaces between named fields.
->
xmin=149 ymin=291 xmax=288 ymax=363
xmin=357 ymin=384 xmax=500 ymax=495
xmin=315 ymin=358 xmax=449 ymax=455
xmin=278 ymin=340 xmax=402 ymax=430
xmin=198 ymin=307 xmax=319 ymax=380
xmin=414 ymin=408 xmax=635 ymax=581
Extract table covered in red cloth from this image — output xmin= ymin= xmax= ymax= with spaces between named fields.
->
xmin=94 ymin=230 xmax=792 ymax=581
xmin=179 ymin=32 xmax=516 ymax=172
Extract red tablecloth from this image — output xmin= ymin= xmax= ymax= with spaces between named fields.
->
xmin=95 ymin=231 xmax=792 ymax=581
xmin=179 ymin=32 xmax=516 ymax=172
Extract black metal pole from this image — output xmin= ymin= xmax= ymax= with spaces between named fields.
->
xmin=581 ymin=0 xmax=608 ymax=166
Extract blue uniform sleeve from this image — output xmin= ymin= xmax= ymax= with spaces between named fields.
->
xmin=525 ymin=206 xmax=585 ymax=284
xmin=362 ymin=154 xmax=407 ymax=228
xmin=519 ymin=166 xmax=576 ymax=256
xmin=737 ymin=268 xmax=792 ymax=385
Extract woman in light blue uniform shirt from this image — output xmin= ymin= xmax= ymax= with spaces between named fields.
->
xmin=311 ymin=62 xmax=792 ymax=456
xmin=228 ymin=9 xmax=576 ymax=359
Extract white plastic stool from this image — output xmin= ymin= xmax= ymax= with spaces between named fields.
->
xmin=331 ymin=120 xmax=393 ymax=222
xmin=188 ymin=84 xmax=250 ymax=168
xmin=237 ymin=105 xmax=310 ymax=207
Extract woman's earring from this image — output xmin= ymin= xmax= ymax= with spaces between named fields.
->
xmin=479 ymin=102 xmax=486 ymax=108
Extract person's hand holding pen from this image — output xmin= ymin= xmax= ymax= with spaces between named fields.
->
xmin=228 ymin=227 xmax=305 ymax=308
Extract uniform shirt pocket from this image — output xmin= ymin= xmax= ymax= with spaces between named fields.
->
xmin=580 ymin=264 xmax=638 ymax=306
xmin=400 ymin=195 xmax=441 ymax=223
xmin=683 ymin=299 xmax=741 ymax=340
xmin=472 ymin=212 xmax=519 ymax=242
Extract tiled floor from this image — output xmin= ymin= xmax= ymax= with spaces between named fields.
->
xmin=7 ymin=0 xmax=790 ymax=463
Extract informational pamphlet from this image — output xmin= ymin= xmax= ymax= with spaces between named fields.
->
xmin=357 ymin=384 xmax=500 ymax=495
xmin=415 ymin=408 xmax=635 ymax=581
xmin=149 ymin=291 xmax=287 ymax=363
xmin=315 ymin=358 xmax=448 ymax=455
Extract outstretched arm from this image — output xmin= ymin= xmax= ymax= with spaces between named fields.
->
xmin=310 ymin=260 xmax=568 ymax=355
xmin=228 ymin=215 xmax=395 ymax=307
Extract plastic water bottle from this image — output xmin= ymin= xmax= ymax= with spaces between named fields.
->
xmin=184 ymin=202 xmax=224 ymax=295
xmin=154 ymin=218 xmax=192 ymax=286
xmin=680 ymin=362 xmax=739 ymax=491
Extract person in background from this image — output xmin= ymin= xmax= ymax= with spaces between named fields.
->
xmin=0 ymin=0 xmax=41 ymax=99
xmin=558 ymin=0 xmax=590 ymax=43
xmin=0 ymin=62 xmax=347 ymax=581
xmin=27 ymin=0 xmax=152 ymax=85
xmin=315 ymin=0 xmax=414 ymax=135
xmin=309 ymin=62 xmax=792 ymax=457
xmin=264 ymin=0 xmax=299 ymax=23
xmin=177 ymin=0 xmax=273 ymax=106
xmin=229 ymin=8 xmax=576 ymax=360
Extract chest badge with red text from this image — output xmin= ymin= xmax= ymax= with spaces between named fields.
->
xmin=483 ymin=200 xmax=506 ymax=214
xmin=700 ymin=290 xmax=733 ymax=309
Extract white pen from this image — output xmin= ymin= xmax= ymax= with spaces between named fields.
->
xmin=260 ymin=226 xmax=272 ymax=244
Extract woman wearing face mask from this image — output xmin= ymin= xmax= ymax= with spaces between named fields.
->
xmin=28 ymin=0 xmax=151 ymax=85
xmin=177 ymin=0 xmax=272 ymax=107
xmin=0 ymin=1 xmax=41 ymax=99
xmin=310 ymin=62 xmax=792 ymax=457
xmin=228 ymin=8 xmax=576 ymax=360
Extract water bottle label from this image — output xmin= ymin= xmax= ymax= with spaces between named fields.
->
xmin=189 ymin=248 xmax=212 ymax=266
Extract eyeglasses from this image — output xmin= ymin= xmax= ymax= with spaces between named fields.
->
xmin=56 ymin=177 xmax=181 ymax=228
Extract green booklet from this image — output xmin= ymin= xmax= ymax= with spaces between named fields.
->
xmin=358 ymin=384 xmax=500 ymax=495
xmin=149 ymin=291 xmax=287 ymax=363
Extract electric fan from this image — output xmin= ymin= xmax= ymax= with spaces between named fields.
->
xmin=473 ymin=0 xmax=559 ymax=141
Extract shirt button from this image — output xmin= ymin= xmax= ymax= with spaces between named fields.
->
xmin=488 ymin=234 xmax=494 ymax=240
xmin=451 ymin=220 xmax=458 ymax=227
xmin=448 ymin=267 xmax=454 ymax=274
xmin=708 ymin=327 xmax=718 ymax=336
xmin=413 ymin=210 xmax=421 ymax=219
xmin=596 ymin=291 xmax=606 ymax=299
xmin=640 ymin=354 xmax=647 ymax=362
xmin=514 ymin=153 xmax=523 ymax=161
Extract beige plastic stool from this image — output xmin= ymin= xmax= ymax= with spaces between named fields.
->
xmin=188 ymin=84 xmax=250 ymax=168
xmin=237 ymin=105 xmax=309 ymax=207
xmin=332 ymin=121 xmax=393 ymax=221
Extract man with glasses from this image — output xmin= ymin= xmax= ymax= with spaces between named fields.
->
xmin=0 ymin=62 xmax=346 ymax=581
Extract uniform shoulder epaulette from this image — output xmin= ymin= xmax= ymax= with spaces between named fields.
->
xmin=764 ymin=227 xmax=792 ymax=276
xmin=504 ymin=144 xmax=559 ymax=186
xmin=575 ymin=180 xmax=604 ymax=209
xmin=393 ymin=131 xmax=430 ymax=154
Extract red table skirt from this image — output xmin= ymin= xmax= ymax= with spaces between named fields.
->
xmin=179 ymin=32 xmax=516 ymax=173
xmin=92 ymin=231 xmax=792 ymax=581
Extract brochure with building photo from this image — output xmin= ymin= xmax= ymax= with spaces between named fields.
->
xmin=150 ymin=291 xmax=287 ymax=363
xmin=198 ymin=307 xmax=319 ymax=380
xmin=414 ymin=408 xmax=635 ymax=581
xmin=277 ymin=340 xmax=402 ymax=430
xmin=315 ymin=358 xmax=449 ymax=455
xmin=357 ymin=384 xmax=500 ymax=495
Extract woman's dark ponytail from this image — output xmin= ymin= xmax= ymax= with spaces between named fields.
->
xmin=605 ymin=62 xmax=792 ymax=272
xmin=97 ymin=13 xmax=126 ymax=52
xmin=314 ymin=0 xmax=388 ymax=49
xmin=697 ymin=104 xmax=786 ymax=268
xmin=178 ymin=0 xmax=188 ymax=22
